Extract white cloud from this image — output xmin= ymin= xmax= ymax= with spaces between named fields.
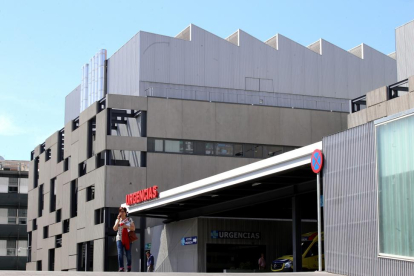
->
xmin=0 ymin=115 xmax=27 ymax=136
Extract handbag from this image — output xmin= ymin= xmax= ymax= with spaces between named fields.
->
xmin=129 ymin=230 xmax=138 ymax=243
xmin=127 ymin=218 xmax=138 ymax=243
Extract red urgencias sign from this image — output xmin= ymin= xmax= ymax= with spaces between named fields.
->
xmin=126 ymin=186 xmax=159 ymax=206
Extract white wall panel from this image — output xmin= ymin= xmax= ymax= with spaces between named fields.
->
xmin=321 ymin=40 xmax=335 ymax=98
xmin=19 ymin=178 xmax=28 ymax=194
xmin=404 ymin=23 xmax=414 ymax=80
xmin=396 ymin=25 xmax=407 ymax=81
xmin=334 ymin=46 xmax=349 ymax=99
xmin=0 ymin=177 xmax=8 ymax=193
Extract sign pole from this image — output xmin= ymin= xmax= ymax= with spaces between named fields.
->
xmin=317 ymin=172 xmax=322 ymax=272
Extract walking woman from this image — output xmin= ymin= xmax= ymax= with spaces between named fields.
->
xmin=113 ymin=206 xmax=135 ymax=272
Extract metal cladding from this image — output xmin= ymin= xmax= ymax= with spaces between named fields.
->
xmin=396 ymin=20 xmax=414 ymax=81
xmin=322 ymin=122 xmax=414 ymax=276
xmin=80 ymin=49 xmax=107 ymax=112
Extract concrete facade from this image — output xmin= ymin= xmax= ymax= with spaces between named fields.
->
xmin=28 ymin=94 xmax=348 ymax=271
xmin=29 ymin=23 xmax=399 ymax=272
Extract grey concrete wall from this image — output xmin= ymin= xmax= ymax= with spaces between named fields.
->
xmin=348 ymin=84 xmax=414 ymax=129
xmin=147 ymin=218 xmax=198 ymax=272
xmin=147 ymin=97 xmax=347 ymax=147
xmin=323 ymin=122 xmax=414 ymax=276
xmin=147 ymin=153 xmax=254 ymax=192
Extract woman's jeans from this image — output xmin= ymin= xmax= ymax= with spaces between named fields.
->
xmin=117 ymin=240 xmax=132 ymax=269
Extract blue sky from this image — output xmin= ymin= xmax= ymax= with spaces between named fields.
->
xmin=1 ymin=0 xmax=414 ymax=160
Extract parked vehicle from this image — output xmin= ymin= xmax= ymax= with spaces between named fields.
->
xmin=271 ymin=232 xmax=324 ymax=272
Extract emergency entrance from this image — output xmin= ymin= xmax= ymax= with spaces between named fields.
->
xmin=124 ymin=142 xmax=323 ymax=272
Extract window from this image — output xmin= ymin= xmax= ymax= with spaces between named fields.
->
xmin=28 ymin=232 xmax=32 ymax=262
xmin=108 ymin=109 xmax=144 ymax=137
xmin=72 ymin=117 xmax=79 ymax=131
xmin=215 ymin=143 xmax=233 ymax=156
xmin=234 ymin=144 xmax=243 ymax=157
xmin=96 ymin=151 xmax=105 ymax=168
xmin=63 ymin=219 xmax=70 ymax=233
xmin=87 ymin=117 xmax=96 ymax=158
xmin=49 ymin=248 xmax=55 ymax=271
xmin=64 ymin=156 xmax=70 ymax=171
xmin=38 ymin=184 xmax=44 ymax=217
xmin=377 ymin=114 xmax=414 ymax=258
xmin=154 ymin=139 xmax=163 ymax=152
xmin=165 ymin=140 xmax=183 ymax=153
xmin=306 ymin=242 xmax=319 ymax=257
xmin=244 ymin=145 xmax=263 ymax=158
xmin=79 ymin=162 xmax=87 ymax=177
xmin=86 ymin=185 xmax=95 ymax=201
xmin=55 ymin=235 xmax=62 ymax=248
xmin=7 ymin=240 xmax=16 ymax=256
xmin=70 ymin=180 xmax=78 ymax=218
xmin=56 ymin=209 xmax=61 ymax=223
xmin=109 ymin=150 xmax=142 ymax=167
xmin=94 ymin=208 xmax=104 ymax=225
xmin=147 ymin=138 xmax=297 ymax=159
xmin=30 ymin=151 xmax=34 ymax=161
xmin=33 ymin=219 xmax=37 ymax=231
xmin=8 ymin=177 xmax=18 ymax=193
xmin=8 ymin=209 xmax=17 ymax=224
xmin=45 ymin=148 xmax=51 ymax=162
xmin=37 ymin=260 xmax=42 ymax=271
xmin=50 ymin=178 xmax=56 ymax=212
xmin=58 ymin=129 xmax=64 ymax=163
xmin=40 ymin=143 xmax=45 ymax=154
xmin=265 ymin=145 xmax=283 ymax=157
xmin=77 ymin=241 xmax=94 ymax=271
xmin=18 ymin=208 xmax=27 ymax=225
xmin=34 ymin=157 xmax=39 ymax=188
xmin=43 ymin=226 xmax=48 ymax=239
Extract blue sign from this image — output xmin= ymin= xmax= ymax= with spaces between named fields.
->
xmin=311 ymin=149 xmax=323 ymax=174
xmin=181 ymin=236 xmax=197 ymax=246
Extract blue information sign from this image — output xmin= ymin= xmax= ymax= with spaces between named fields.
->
xmin=181 ymin=236 xmax=197 ymax=246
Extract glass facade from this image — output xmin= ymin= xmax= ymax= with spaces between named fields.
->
xmin=148 ymin=138 xmax=297 ymax=159
xmin=377 ymin=114 xmax=414 ymax=258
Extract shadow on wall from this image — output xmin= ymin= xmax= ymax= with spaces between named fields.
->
xmin=148 ymin=218 xmax=198 ymax=272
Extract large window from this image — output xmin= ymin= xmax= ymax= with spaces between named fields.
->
xmin=108 ymin=109 xmax=146 ymax=137
xmin=377 ymin=114 xmax=414 ymax=259
xmin=148 ymin=138 xmax=296 ymax=159
xmin=109 ymin=150 xmax=142 ymax=167
xmin=50 ymin=178 xmax=56 ymax=213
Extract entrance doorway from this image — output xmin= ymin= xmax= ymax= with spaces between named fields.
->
xmin=206 ymin=244 xmax=266 ymax=272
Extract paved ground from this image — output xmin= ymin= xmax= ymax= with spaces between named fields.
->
xmin=0 ymin=272 xmax=343 ymax=276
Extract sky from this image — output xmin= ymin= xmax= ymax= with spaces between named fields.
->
xmin=1 ymin=0 xmax=414 ymax=160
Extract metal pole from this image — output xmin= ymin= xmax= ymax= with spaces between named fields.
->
xmin=317 ymin=172 xmax=322 ymax=271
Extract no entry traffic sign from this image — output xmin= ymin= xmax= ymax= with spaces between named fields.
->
xmin=311 ymin=149 xmax=323 ymax=174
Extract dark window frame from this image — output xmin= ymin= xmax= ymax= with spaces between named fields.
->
xmin=70 ymin=180 xmax=78 ymax=218
xmin=43 ymin=226 xmax=48 ymax=239
xmin=86 ymin=185 xmax=95 ymax=202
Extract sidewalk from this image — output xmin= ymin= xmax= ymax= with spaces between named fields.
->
xmin=0 ymin=271 xmax=343 ymax=276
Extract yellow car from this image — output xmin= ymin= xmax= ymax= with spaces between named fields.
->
xmin=271 ymin=232 xmax=324 ymax=272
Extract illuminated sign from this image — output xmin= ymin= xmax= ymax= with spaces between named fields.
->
xmin=126 ymin=186 xmax=158 ymax=206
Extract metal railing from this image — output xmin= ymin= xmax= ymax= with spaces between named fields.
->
xmin=388 ymin=78 xmax=409 ymax=100
xmin=144 ymin=87 xmax=349 ymax=113
xmin=350 ymin=78 xmax=410 ymax=113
